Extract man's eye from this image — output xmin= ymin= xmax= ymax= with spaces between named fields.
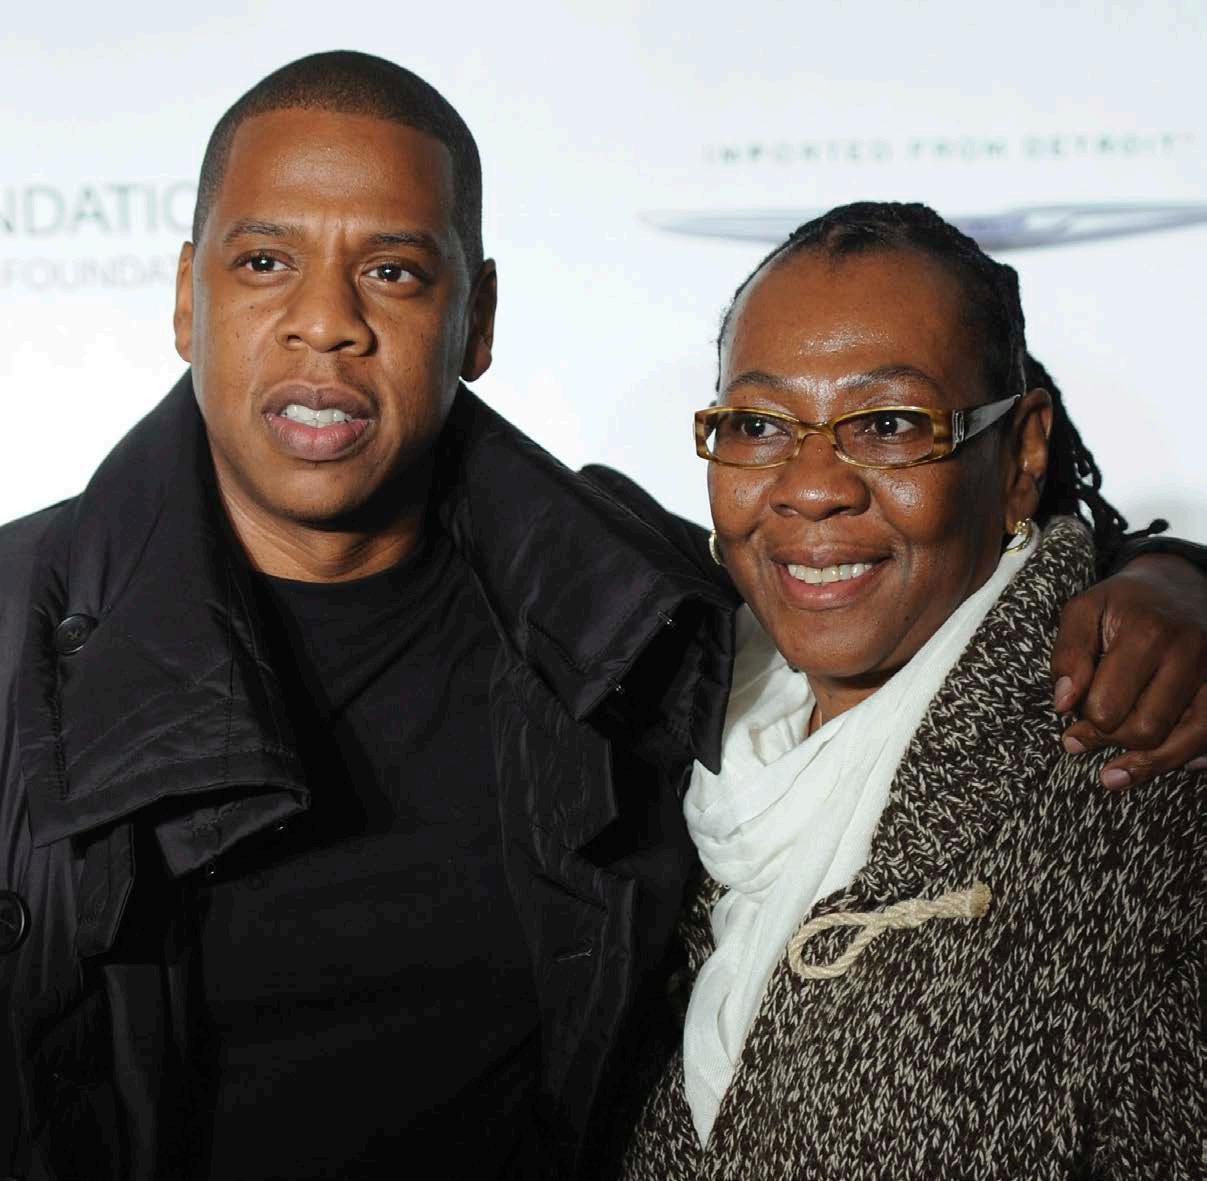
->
xmin=242 ymin=253 xmax=284 ymax=273
xmin=369 ymin=262 xmax=416 ymax=283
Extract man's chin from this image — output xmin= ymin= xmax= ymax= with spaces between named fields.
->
xmin=212 ymin=444 xmax=437 ymax=547
xmin=267 ymin=471 xmax=430 ymax=536
xmin=269 ymin=493 xmax=392 ymax=534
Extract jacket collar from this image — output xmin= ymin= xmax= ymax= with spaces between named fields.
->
xmin=437 ymin=388 xmax=735 ymax=760
xmin=19 ymin=377 xmax=735 ymax=869
xmin=19 ymin=375 xmax=308 ymax=873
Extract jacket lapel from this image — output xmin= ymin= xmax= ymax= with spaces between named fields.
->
xmin=436 ymin=390 xmax=737 ymax=1165
xmin=18 ymin=375 xmax=309 ymax=881
xmin=439 ymin=389 xmax=736 ymax=831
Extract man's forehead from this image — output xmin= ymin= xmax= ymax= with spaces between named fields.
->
xmin=209 ymin=107 xmax=458 ymax=228
xmin=223 ymin=106 xmax=454 ymax=174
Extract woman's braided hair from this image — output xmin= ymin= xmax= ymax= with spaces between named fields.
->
xmin=1023 ymin=353 xmax=1139 ymax=555
xmin=716 ymin=201 xmax=1141 ymax=556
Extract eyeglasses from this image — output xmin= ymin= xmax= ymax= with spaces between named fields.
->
xmin=694 ymin=395 xmax=1020 ymax=470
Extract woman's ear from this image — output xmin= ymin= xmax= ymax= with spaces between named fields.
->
xmin=1002 ymin=387 xmax=1053 ymax=529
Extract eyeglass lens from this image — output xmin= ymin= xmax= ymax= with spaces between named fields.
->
xmin=707 ymin=409 xmax=938 ymax=467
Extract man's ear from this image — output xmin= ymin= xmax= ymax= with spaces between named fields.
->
xmin=1003 ymin=386 xmax=1053 ymax=529
xmin=173 ymin=242 xmax=195 ymax=363
xmin=461 ymin=260 xmax=497 ymax=382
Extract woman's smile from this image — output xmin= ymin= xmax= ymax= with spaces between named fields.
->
xmin=774 ymin=554 xmax=886 ymax=608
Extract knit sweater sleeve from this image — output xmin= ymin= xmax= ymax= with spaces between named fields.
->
xmin=1094 ymin=939 xmax=1205 ymax=1176
xmin=1090 ymin=765 xmax=1206 ymax=1178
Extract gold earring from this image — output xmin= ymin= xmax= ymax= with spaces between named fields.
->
xmin=708 ymin=530 xmax=724 ymax=567
xmin=1004 ymin=517 xmax=1034 ymax=552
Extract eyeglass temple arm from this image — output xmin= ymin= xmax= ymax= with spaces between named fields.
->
xmin=952 ymin=394 xmax=1020 ymax=446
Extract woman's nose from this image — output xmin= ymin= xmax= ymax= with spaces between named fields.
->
xmin=769 ymin=431 xmax=871 ymax=520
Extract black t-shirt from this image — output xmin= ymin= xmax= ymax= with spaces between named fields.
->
xmin=199 ymin=530 xmax=540 ymax=1180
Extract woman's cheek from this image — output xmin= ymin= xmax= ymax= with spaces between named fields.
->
xmin=709 ymin=469 xmax=769 ymax=535
xmin=876 ymin=465 xmax=968 ymax=543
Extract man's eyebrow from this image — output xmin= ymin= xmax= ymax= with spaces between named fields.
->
xmin=218 ymin=222 xmax=445 ymax=257
xmin=221 ymin=219 xmax=300 ymax=246
xmin=364 ymin=229 xmax=444 ymax=255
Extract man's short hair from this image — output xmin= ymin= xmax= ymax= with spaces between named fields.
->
xmin=191 ymin=50 xmax=484 ymax=274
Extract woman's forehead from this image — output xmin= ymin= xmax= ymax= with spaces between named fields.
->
xmin=722 ymin=247 xmax=985 ymax=402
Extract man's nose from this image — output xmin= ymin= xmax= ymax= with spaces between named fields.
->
xmin=278 ymin=266 xmax=374 ymax=355
xmin=769 ymin=430 xmax=871 ymax=520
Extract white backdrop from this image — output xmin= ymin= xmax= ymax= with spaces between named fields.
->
xmin=3 ymin=0 xmax=1205 ymax=539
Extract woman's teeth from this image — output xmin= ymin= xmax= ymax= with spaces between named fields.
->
xmin=786 ymin=561 xmax=875 ymax=585
xmin=279 ymin=404 xmax=354 ymax=426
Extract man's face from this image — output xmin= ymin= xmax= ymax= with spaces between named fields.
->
xmin=174 ymin=107 xmax=494 ymax=531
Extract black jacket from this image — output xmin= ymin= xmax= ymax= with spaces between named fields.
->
xmin=0 ymin=376 xmax=738 ymax=1180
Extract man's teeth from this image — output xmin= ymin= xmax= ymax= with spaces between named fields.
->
xmin=279 ymin=404 xmax=354 ymax=426
xmin=786 ymin=561 xmax=875 ymax=585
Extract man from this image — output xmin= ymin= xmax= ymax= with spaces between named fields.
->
xmin=1 ymin=51 xmax=1204 ymax=1181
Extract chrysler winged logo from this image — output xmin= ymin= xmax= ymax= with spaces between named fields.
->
xmin=643 ymin=204 xmax=1207 ymax=251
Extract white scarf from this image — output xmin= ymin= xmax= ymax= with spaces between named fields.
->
xmin=682 ymin=532 xmax=1038 ymax=1145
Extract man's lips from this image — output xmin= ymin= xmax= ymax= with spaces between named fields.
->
xmin=262 ymin=382 xmax=374 ymax=418
xmin=261 ymin=383 xmax=374 ymax=462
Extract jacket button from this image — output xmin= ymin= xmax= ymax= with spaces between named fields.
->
xmin=0 ymin=890 xmax=30 ymax=954
xmin=53 ymin=614 xmax=96 ymax=655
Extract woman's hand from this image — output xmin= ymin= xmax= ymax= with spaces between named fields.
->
xmin=1052 ymin=553 xmax=1207 ymax=787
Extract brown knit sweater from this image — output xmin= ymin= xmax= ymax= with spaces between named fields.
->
xmin=622 ymin=518 xmax=1205 ymax=1180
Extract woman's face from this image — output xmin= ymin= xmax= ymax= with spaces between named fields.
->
xmin=710 ymin=246 xmax=1042 ymax=720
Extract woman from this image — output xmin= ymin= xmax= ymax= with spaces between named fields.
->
xmin=621 ymin=204 xmax=1203 ymax=1178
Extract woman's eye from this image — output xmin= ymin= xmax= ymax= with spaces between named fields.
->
xmin=734 ymin=413 xmax=783 ymax=439
xmin=853 ymin=411 xmax=931 ymax=440
xmin=840 ymin=409 xmax=933 ymax=454
xmin=868 ymin=412 xmax=910 ymax=437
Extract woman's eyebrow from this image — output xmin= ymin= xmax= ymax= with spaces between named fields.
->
xmin=723 ymin=369 xmax=792 ymax=394
xmin=836 ymin=364 xmax=942 ymax=391
xmin=724 ymin=365 xmax=943 ymax=398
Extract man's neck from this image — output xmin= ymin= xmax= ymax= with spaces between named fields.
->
xmin=220 ymin=489 xmax=427 ymax=584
